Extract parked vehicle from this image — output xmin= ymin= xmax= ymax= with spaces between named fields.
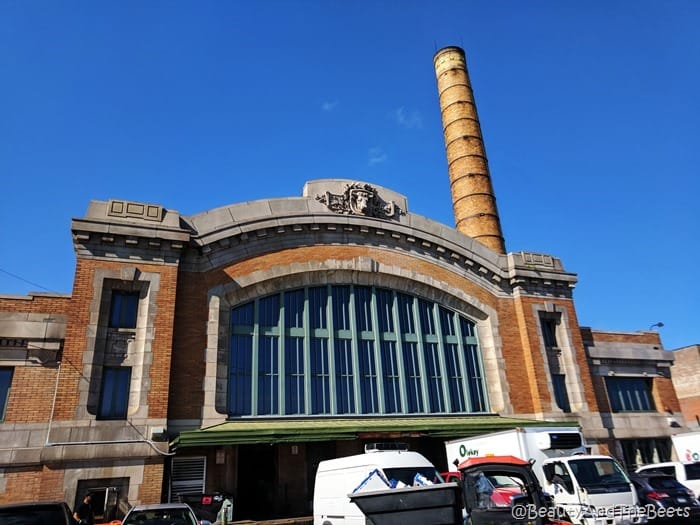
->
xmin=630 ymin=472 xmax=700 ymax=522
xmin=446 ymin=428 xmax=646 ymax=525
xmin=458 ymin=455 xmax=570 ymax=525
xmin=313 ymin=443 xmax=445 ymax=525
xmin=440 ymin=470 xmax=523 ymax=507
xmin=635 ymin=461 xmax=700 ymax=500
xmin=0 ymin=501 xmax=75 ymax=525
xmin=119 ymin=502 xmax=203 ymax=525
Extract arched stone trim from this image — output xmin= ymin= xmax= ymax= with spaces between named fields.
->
xmin=200 ymin=256 xmax=513 ymax=426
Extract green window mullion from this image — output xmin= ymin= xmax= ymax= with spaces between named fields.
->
xmin=369 ymin=286 xmax=385 ymax=414
xmin=303 ymin=288 xmax=312 ymax=415
xmin=251 ymin=298 xmax=260 ymax=416
xmin=411 ymin=297 xmax=430 ymax=413
xmin=434 ymin=307 xmax=451 ymax=413
xmin=278 ymin=291 xmax=286 ymax=416
xmin=327 ymin=285 xmax=337 ymax=414
xmin=392 ymin=291 xmax=409 ymax=415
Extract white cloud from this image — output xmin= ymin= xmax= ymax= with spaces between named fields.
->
xmin=394 ymin=106 xmax=422 ymax=129
xmin=322 ymin=100 xmax=338 ymax=112
xmin=368 ymin=147 xmax=387 ymax=166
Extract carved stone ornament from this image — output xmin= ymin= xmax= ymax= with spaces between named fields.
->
xmin=316 ymin=183 xmax=401 ymax=219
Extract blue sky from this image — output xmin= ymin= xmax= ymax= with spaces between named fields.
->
xmin=1 ymin=1 xmax=698 ymax=350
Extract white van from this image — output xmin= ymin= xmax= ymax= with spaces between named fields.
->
xmin=313 ymin=444 xmax=443 ymax=525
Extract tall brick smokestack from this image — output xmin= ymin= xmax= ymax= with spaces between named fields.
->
xmin=434 ymin=46 xmax=506 ymax=254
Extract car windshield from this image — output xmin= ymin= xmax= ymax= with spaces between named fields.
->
xmin=382 ymin=467 xmax=444 ymax=486
xmin=569 ymin=458 xmax=630 ymax=488
xmin=0 ymin=505 xmax=69 ymax=525
xmin=122 ymin=508 xmax=198 ymax=525
xmin=488 ymin=475 xmax=523 ymax=488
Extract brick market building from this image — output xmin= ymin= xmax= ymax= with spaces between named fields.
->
xmin=0 ymin=46 xmax=692 ymax=521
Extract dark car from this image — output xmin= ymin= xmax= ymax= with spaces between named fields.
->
xmin=630 ymin=472 xmax=700 ymax=522
xmin=0 ymin=501 xmax=75 ymax=525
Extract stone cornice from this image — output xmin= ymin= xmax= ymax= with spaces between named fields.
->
xmin=70 ymin=184 xmax=578 ymax=297
xmin=71 ymin=199 xmax=191 ymax=265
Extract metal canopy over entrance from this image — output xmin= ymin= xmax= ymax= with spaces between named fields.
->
xmin=171 ymin=416 xmax=578 ymax=448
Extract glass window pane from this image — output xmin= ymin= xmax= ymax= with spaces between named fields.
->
xmin=358 ymin=340 xmax=378 ymax=413
xmin=354 ymin=286 xmax=373 ymax=332
xmin=258 ymin=336 xmax=279 ymax=414
xmin=334 ymin=339 xmax=355 ymax=414
xmin=418 ymin=300 xmax=436 ymax=336
xmin=98 ymin=367 xmax=130 ymax=419
xmin=397 ymin=294 xmax=415 ymax=334
xmin=376 ymin=289 xmax=394 ymax=333
xmin=229 ymin=334 xmax=253 ymax=416
xmin=259 ymin=295 xmax=280 ymax=327
xmin=552 ymin=374 xmax=571 ymax=412
xmin=380 ymin=341 xmax=401 ymax=413
xmin=0 ymin=368 xmax=14 ymax=420
xmin=285 ymin=337 xmax=305 ymax=414
xmin=310 ymin=338 xmax=331 ymax=414
xmin=284 ymin=289 xmax=304 ymax=329
xmin=109 ymin=292 xmax=138 ymax=328
xmin=332 ymin=286 xmax=351 ymax=331
xmin=309 ymin=287 xmax=328 ymax=330
xmin=402 ymin=342 xmax=423 ymax=413
xmin=425 ymin=343 xmax=445 ymax=412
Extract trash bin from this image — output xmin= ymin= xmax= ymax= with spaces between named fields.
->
xmin=348 ymin=482 xmax=463 ymax=525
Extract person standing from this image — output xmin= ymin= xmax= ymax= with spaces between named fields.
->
xmin=73 ymin=493 xmax=95 ymax=525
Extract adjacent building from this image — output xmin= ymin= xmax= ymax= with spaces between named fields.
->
xmin=0 ymin=46 xmax=694 ymax=521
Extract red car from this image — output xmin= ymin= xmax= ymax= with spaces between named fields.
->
xmin=441 ymin=471 xmax=523 ymax=507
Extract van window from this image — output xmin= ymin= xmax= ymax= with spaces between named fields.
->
xmin=382 ymin=467 xmax=443 ymax=486
xmin=685 ymin=463 xmax=700 ymax=480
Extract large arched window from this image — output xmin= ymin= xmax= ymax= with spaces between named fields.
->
xmin=228 ymin=285 xmax=488 ymax=417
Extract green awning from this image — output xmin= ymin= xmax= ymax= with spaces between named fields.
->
xmin=171 ymin=415 xmax=578 ymax=449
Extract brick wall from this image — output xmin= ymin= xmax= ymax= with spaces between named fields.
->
xmin=169 ymin=244 xmax=585 ymax=419
xmin=672 ymin=346 xmax=700 ymax=427
xmin=138 ymin=461 xmax=165 ymax=504
xmin=652 ymin=377 xmax=681 ymax=414
xmin=3 ymin=366 xmax=59 ymax=423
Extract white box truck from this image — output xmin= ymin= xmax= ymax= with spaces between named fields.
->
xmin=313 ymin=444 xmax=445 ymax=525
xmin=445 ymin=427 xmax=646 ymax=525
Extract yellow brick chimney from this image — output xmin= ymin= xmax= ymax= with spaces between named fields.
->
xmin=434 ymin=46 xmax=506 ymax=254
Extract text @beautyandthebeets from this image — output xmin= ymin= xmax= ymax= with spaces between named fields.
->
xmin=510 ymin=503 xmax=695 ymax=521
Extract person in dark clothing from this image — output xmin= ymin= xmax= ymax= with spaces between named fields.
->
xmin=73 ymin=493 xmax=95 ymax=525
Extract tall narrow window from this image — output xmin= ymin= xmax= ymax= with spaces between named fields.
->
xmin=98 ymin=367 xmax=131 ymax=419
xmin=0 ymin=367 xmax=13 ymax=421
xmin=540 ymin=312 xmax=571 ymax=413
xmin=109 ymin=292 xmax=139 ymax=328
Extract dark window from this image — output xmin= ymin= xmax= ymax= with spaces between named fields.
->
xmin=552 ymin=374 xmax=572 ymax=412
xmin=539 ymin=314 xmax=559 ymax=348
xmin=109 ymin=292 xmax=139 ymax=328
xmin=0 ymin=367 xmax=13 ymax=420
xmin=98 ymin=367 xmax=131 ymax=419
xmin=606 ymin=377 xmax=655 ymax=412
